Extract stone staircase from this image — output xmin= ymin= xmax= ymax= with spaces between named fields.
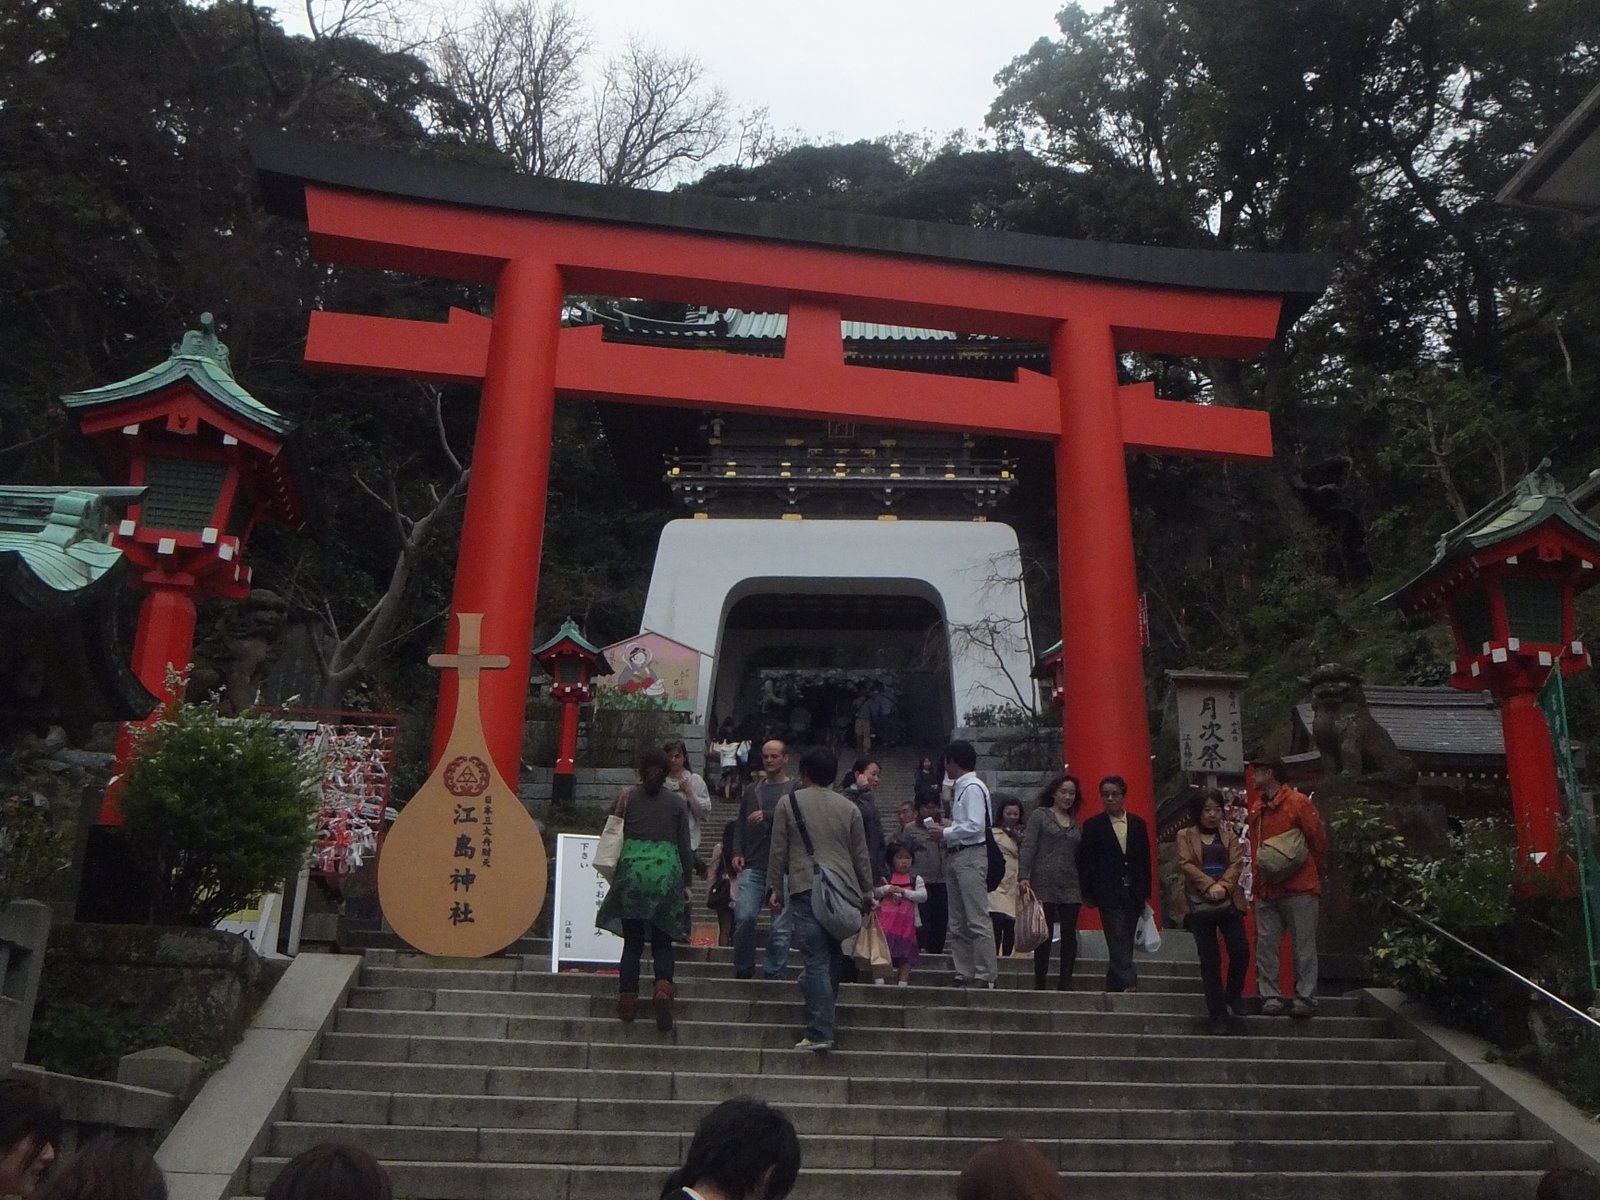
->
xmin=242 ymin=942 xmax=1555 ymax=1200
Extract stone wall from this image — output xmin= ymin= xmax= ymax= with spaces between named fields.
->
xmin=34 ymin=925 xmax=281 ymax=1071
xmin=517 ymin=723 xmax=705 ymax=811
xmin=952 ymin=724 xmax=1062 ymax=801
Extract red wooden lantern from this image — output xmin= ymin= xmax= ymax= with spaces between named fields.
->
xmin=532 ymin=618 xmax=613 ymax=804
xmin=62 ymin=314 xmax=306 ymax=822
xmin=1390 ymin=462 xmax=1599 ymax=877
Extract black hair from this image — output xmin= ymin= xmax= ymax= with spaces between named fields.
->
xmin=994 ymin=794 xmax=1024 ymax=824
xmin=33 ymin=1137 xmax=165 ymax=1200
xmin=1538 ymin=1168 xmax=1600 ymax=1200
xmin=265 ymin=1143 xmax=392 ymax=1200
xmin=915 ymin=790 xmax=942 ymax=811
xmin=797 ymin=748 xmax=837 ymax=788
xmin=884 ymin=841 xmax=914 ymax=871
xmin=1188 ymin=787 xmax=1226 ymax=826
xmin=661 ymin=738 xmax=689 ymax=759
xmin=1098 ymin=775 xmax=1128 ymax=797
xmin=638 ymin=746 xmax=670 ymax=793
xmin=659 ymin=1098 xmax=800 ymax=1200
xmin=943 ymin=739 xmax=977 ymax=772
xmin=1033 ymin=773 xmax=1083 ymax=815
xmin=0 ymin=1074 xmax=63 ymax=1169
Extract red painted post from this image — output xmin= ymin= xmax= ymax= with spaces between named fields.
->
xmin=555 ymin=698 xmax=579 ymax=775
xmin=431 ymin=256 xmax=565 ymax=782
xmin=1500 ymin=690 xmax=1563 ymax=876
xmin=1051 ymin=318 xmax=1161 ymax=904
xmin=103 ymin=586 xmax=198 ymax=823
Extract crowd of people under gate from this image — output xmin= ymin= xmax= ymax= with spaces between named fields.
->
xmin=599 ymin=728 xmax=1331 ymax=1049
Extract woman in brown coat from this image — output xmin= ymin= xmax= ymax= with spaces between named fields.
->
xmin=1176 ymin=788 xmax=1249 ymax=1034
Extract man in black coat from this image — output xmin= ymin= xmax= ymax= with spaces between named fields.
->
xmin=1076 ymin=774 xmax=1153 ymax=992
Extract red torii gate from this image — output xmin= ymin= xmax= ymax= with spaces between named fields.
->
xmin=257 ymin=135 xmax=1327 ymax=862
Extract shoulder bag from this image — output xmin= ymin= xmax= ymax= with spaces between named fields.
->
xmin=594 ymin=789 xmax=630 ymax=883
xmin=788 ymin=788 xmax=865 ymax=942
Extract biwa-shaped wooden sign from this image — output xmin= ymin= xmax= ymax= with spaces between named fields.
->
xmin=379 ymin=613 xmax=546 ymax=956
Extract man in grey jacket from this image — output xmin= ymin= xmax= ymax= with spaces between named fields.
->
xmin=767 ymin=748 xmax=875 ymax=1053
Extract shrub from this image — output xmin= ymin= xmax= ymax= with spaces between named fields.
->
xmin=117 ymin=697 xmax=320 ymax=927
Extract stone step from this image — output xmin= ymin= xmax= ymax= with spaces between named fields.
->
xmin=287 ymin=1091 xmax=1525 ymax=1142
xmin=300 ymin=1061 xmax=1488 ymax=1112
xmin=313 ymin=1031 xmax=1444 ymax=1086
xmin=266 ymin=1122 xmax=1552 ymax=1172
xmin=360 ymin=955 xmax=1209 ymax=987
xmin=320 ymin=1020 xmax=1418 ymax=1063
xmin=243 ymin=942 xmax=1555 ymax=1200
xmin=243 ymin=1159 xmax=1546 ymax=1200
xmin=338 ymin=992 xmax=1394 ymax=1040
xmin=344 ymin=977 xmax=1369 ymax=1018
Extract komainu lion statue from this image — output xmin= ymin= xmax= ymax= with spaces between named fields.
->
xmin=1307 ymin=663 xmax=1419 ymax=794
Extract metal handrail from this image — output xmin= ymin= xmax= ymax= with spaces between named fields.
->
xmin=1391 ymin=901 xmax=1600 ymax=1033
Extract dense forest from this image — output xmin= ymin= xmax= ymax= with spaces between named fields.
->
xmin=3 ymin=0 xmax=1599 ymax=773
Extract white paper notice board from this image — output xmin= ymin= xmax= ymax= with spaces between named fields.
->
xmin=551 ymin=833 xmax=623 ymax=970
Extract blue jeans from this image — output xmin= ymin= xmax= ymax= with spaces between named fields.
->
xmin=787 ymin=893 xmax=841 ymax=1042
xmin=732 ymin=869 xmax=795 ymax=978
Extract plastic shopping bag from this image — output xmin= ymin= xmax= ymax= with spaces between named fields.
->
xmin=1134 ymin=902 xmax=1163 ymax=953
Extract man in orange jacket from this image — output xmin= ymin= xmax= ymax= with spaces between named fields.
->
xmin=1248 ymin=756 xmax=1328 ymax=1018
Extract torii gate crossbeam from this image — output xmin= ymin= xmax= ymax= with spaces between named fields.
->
xmin=256 ymin=135 xmax=1328 ymax=868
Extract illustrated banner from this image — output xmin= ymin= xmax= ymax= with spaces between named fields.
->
xmin=593 ymin=630 xmax=701 ymax=712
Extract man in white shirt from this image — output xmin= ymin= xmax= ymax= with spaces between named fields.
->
xmin=928 ymin=739 xmax=999 ymax=987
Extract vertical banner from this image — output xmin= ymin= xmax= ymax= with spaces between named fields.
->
xmin=551 ymin=833 xmax=624 ymax=971
xmin=1538 ymin=670 xmax=1600 ymax=993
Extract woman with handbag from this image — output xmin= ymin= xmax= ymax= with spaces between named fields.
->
xmin=663 ymin=739 xmax=714 ymax=876
xmin=596 ymin=747 xmax=695 ymax=1032
xmin=987 ymin=796 xmax=1024 ymax=956
xmin=1017 ymin=773 xmax=1085 ymax=991
xmin=1177 ymin=787 xmax=1249 ymax=1034
xmin=706 ymin=818 xmax=740 ymax=947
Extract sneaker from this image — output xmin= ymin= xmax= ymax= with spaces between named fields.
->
xmin=982 ymin=980 xmax=997 ymax=989
xmin=1289 ymin=997 xmax=1317 ymax=1019
xmin=794 ymin=1037 xmax=834 ymax=1052
xmin=952 ymin=977 xmax=971 ymax=988
xmin=896 ymin=980 xmax=909 ymax=987
xmin=1260 ymin=998 xmax=1287 ymax=1017
xmin=733 ymin=971 xmax=753 ymax=981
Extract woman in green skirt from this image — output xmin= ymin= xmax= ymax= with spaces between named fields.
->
xmin=597 ymin=746 xmax=695 ymax=1031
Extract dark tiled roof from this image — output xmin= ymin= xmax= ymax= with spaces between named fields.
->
xmin=1294 ymin=686 xmax=1503 ymax=759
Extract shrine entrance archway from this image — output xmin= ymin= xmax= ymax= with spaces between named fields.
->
xmin=255 ymin=133 xmax=1327 ymax=891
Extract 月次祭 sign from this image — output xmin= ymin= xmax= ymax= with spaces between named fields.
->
xmin=1169 ymin=670 xmax=1248 ymax=777
xmin=592 ymin=630 xmax=702 ymax=712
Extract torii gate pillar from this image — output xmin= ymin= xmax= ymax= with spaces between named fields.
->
xmin=435 ymin=258 xmax=563 ymax=771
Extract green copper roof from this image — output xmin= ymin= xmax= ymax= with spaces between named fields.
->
xmin=1388 ymin=460 xmax=1600 ymax=605
xmin=60 ymin=313 xmax=294 ymax=438
xmin=0 ymin=486 xmax=141 ymax=605
xmin=533 ymin=617 xmax=614 ymax=673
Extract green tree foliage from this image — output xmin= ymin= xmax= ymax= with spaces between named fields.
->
xmin=118 ymin=695 xmax=320 ymax=927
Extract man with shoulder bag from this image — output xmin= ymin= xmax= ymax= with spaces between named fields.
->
xmin=1248 ymin=756 xmax=1328 ymax=1018
xmin=767 ymin=748 xmax=875 ymax=1053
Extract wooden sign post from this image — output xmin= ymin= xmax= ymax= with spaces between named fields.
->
xmin=378 ymin=613 xmax=547 ymax=956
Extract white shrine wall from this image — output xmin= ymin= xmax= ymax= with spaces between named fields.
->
xmin=639 ymin=518 xmax=1037 ymax=726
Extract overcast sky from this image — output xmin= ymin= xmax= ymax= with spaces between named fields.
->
xmin=582 ymin=1 xmax=1071 ymax=145
xmin=277 ymin=1 xmax=1080 ymax=149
